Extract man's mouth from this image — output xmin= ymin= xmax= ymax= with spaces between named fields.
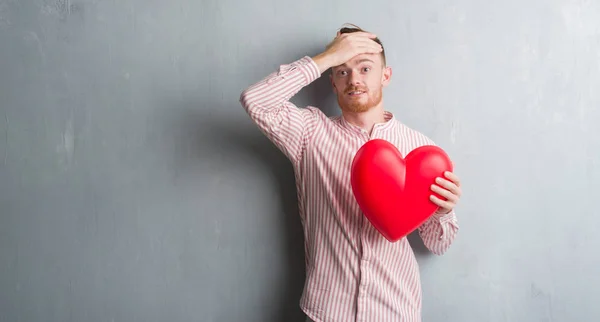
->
xmin=347 ymin=90 xmax=366 ymax=96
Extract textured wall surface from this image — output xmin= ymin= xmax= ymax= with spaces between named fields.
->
xmin=1 ymin=0 xmax=599 ymax=321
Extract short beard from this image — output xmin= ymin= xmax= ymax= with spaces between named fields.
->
xmin=338 ymin=86 xmax=383 ymax=113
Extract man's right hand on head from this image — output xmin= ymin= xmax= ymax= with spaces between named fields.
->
xmin=312 ymin=32 xmax=383 ymax=74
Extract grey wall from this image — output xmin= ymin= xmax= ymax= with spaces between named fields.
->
xmin=1 ymin=0 xmax=599 ymax=321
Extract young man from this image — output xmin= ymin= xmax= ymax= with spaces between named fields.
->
xmin=239 ymin=25 xmax=462 ymax=322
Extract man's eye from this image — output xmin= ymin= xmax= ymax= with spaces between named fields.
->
xmin=363 ymin=67 xmax=371 ymax=72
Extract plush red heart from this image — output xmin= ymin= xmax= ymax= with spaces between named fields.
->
xmin=350 ymin=139 xmax=453 ymax=242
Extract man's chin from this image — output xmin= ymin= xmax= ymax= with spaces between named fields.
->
xmin=338 ymin=97 xmax=379 ymax=113
xmin=340 ymin=105 xmax=372 ymax=113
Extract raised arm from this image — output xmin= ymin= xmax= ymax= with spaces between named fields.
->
xmin=239 ymin=56 xmax=323 ymax=163
xmin=239 ymin=31 xmax=383 ymax=163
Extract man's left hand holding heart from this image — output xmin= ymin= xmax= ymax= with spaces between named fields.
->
xmin=430 ymin=171 xmax=462 ymax=215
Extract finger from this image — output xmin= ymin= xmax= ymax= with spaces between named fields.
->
xmin=366 ymin=41 xmax=383 ymax=51
xmin=354 ymin=37 xmax=382 ymax=47
xmin=357 ymin=45 xmax=383 ymax=54
xmin=347 ymin=36 xmax=380 ymax=48
xmin=430 ymin=195 xmax=454 ymax=210
xmin=435 ymin=177 xmax=461 ymax=196
xmin=443 ymin=171 xmax=461 ymax=187
xmin=430 ymin=184 xmax=459 ymax=203
xmin=355 ymin=42 xmax=383 ymax=53
xmin=347 ymin=31 xmax=377 ymax=39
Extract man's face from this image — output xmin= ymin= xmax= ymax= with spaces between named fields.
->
xmin=330 ymin=53 xmax=392 ymax=113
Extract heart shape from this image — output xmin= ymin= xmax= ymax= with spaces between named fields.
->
xmin=350 ymin=139 xmax=453 ymax=242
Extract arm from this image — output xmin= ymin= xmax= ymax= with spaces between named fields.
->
xmin=239 ymin=31 xmax=382 ymax=163
xmin=408 ymin=132 xmax=462 ymax=255
xmin=239 ymin=56 xmax=322 ymax=163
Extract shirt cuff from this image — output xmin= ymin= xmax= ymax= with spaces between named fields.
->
xmin=432 ymin=209 xmax=456 ymax=224
xmin=286 ymin=56 xmax=322 ymax=84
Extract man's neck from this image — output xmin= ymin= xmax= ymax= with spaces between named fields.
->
xmin=342 ymin=104 xmax=387 ymax=134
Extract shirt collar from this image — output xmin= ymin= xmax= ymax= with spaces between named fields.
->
xmin=339 ymin=111 xmax=397 ymax=134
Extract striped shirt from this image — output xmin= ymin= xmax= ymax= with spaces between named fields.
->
xmin=239 ymin=56 xmax=459 ymax=322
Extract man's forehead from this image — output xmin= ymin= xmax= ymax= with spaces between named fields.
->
xmin=335 ymin=54 xmax=381 ymax=68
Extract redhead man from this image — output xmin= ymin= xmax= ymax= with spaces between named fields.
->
xmin=239 ymin=24 xmax=462 ymax=322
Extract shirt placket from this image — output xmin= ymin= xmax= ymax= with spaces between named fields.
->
xmin=356 ymin=218 xmax=372 ymax=322
xmin=356 ymin=128 xmax=373 ymax=322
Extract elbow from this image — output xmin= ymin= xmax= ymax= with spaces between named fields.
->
xmin=429 ymin=243 xmax=452 ymax=256
xmin=425 ymin=240 xmax=453 ymax=256
xmin=239 ymin=87 xmax=265 ymax=114
xmin=239 ymin=88 xmax=251 ymax=108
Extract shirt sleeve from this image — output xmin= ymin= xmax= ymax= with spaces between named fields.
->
xmin=418 ymin=209 xmax=459 ymax=255
xmin=239 ymin=56 xmax=323 ymax=164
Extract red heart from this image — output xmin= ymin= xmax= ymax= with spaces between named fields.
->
xmin=350 ymin=139 xmax=453 ymax=242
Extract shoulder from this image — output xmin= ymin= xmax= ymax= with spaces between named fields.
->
xmin=394 ymin=120 xmax=437 ymax=148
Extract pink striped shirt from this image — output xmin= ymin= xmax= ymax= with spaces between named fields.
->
xmin=239 ymin=56 xmax=459 ymax=322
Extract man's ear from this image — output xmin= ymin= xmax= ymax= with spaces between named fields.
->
xmin=381 ymin=66 xmax=392 ymax=87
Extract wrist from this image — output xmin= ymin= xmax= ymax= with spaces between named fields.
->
xmin=311 ymin=53 xmax=334 ymax=73
xmin=435 ymin=208 xmax=452 ymax=215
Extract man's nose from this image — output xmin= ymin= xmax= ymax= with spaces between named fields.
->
xmin=347 ymin=72 xmax=362 ymax=85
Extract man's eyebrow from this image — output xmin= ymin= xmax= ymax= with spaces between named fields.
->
xmin=338 ymin=58 xmax=375 ymax=68
xmin=357 ymin=59 xmax=375 ymax=64
xmin=334 ymin=58 xmax=375 ymax=68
